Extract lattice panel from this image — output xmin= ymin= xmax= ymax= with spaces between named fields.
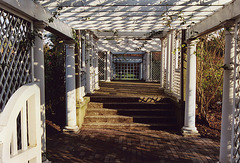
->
xmin=0 ymin=8 xmax=32 ymax=111
xmin=232 ymin=23 xmax=240 ymax=162
xmin=151 ymin=52 xmax=161 ymax=82
xmin=98 ymin=52 xmax=105 ymax=81
xmin=114 ymin=63 xmax=140 ymax=80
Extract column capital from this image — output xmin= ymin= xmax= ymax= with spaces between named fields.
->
xmin=222 ymin=20 xmax=235 ymax=28
xmin=33 ymin=21 xmax=48 ymax=29
xmin=65 ymin=39 xmax=75 ymax=45
xmin=186 ymin=39 xmax=198 ymax=45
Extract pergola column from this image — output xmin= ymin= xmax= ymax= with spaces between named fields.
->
xmin=86 ymin=32 xmax=91 ymax=93
xmin=75 ymin=30 xmax=83 ymax=102
xmin=80 ymin=32 xmax=86 ymax=99
xmin=160 ymin=39 xmax=164 ymax=88
xmin=65 ymin=40 xmax=78 ymax=131
xmin=145 ymin=52 xmax=150 ymax=82
xmin=94 ymin=39 xmax=100 ymax=90
xmin=106 ymin=51 xmax=111 ymax=82
xmin=33 ymin=21 xmax=47 ymax=156
xmin=219 ymin=26 xmax=235 ymax=163
xmin=169 ymin=33 xmax=173 ymax=92
xmin=182 ymin=40 xmax=198 ymax=136
xmin=90 ymin=33 xmax=94 ymax=92
xmin=165 ymin=33 xmax=172 ymax=91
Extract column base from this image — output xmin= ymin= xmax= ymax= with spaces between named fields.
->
xmin=95 ymin=86 xmax=100 ymax=90
xmin=63 ymin=126 xmax=79 ymax=133
xmin=79 ymin=97 xmax=84 ymax=102
xmin=106 ymin=80 xmax=111 ymax=82
xmin=182 ymin=126 xmax=200 ymax=137
xmin=159 ymin=87 xmax=164 ymax=91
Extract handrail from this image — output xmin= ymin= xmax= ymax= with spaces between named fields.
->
xmin=0 ymin=82 xmax=41 ymax=163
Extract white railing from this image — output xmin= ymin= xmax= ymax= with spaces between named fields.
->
xmin=0 ymin=83 xmax=41 ymax=163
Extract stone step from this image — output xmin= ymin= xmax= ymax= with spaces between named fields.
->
xmin=102 ymin=102 xmax=173 ymax=109
xmin=82 ymin=122 xmax=151 ymax=130
xmin=84 ymin=115 xmax=133 ymax=123
xmin=89 ymin=96 xmax=140 ymax=103
xmin=117 ymin=108 xmax=174 ymax=116
xmin=88 ymin=102 xmax=103 ymax=108
xmin=86 ymin=108 xmax=118 ymax=116
xmin=132 ymin=116 xmax=176 ymax=124
xmin=82 ymin=122 xmax=177 ymax=130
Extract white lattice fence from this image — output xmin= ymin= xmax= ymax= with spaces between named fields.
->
xmin=232 ymin=22 xmax=240 ymax=162
xmin=150 ymin=52 xmax=161 ymax=82
xmin=0 ymin=7 xmax=32 ymax=111
xmin=98 ymin=52 xmax=105 ymax=81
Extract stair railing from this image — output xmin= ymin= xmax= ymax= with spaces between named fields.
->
xmin=0 ymin=83 xmax=41 ymax=163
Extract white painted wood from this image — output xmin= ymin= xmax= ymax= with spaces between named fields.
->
xmin=86 ymin=32 xmax=91 ymax=93
xmin=45 ymin=6 xmax=223 ymax=13
xmin=21 ymin=105 xmax=28 ymax=151
xmin=145 ymin=52 xmax=150 ymax=82
xmin=182 ymin=40 xmax=198 ymax=135
xmin=11 ymin=122 xmax=18 ymax=156
xmin=169 ymin=32 xmax=173 ymax=92
xmin=65 ymin=42 xmax=78 ymax=131
xmin=219 ymin=27 xmax=235 ymax=163
xmin=33 ymin=24 xmax=46 ymax=153
xmin=90 ymin=33 xmax=94 ymax=93
xmin=98 ymin=38 xmax=161 ymax=52
xmin=106 ymin=51 xmax=111 ymax=82
xmin=166 ymin=34 xmax=171 ymax=90
xmin=94 ymin=39 xmax=100 ymax=90
xmin=38 ymin=0 xmax=231 ymax=7
xmin=189 ymin=0 xmax=240 ymax=39
xmin=160 ymin=39 xmax=164 ymax=88
xmin=0 ymin=0 xmax=73 ymax=39
xmin=0 ymin=83 xmax=41 ymax=163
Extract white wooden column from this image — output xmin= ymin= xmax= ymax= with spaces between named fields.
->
xmin=106 ymin=51 xmax=111 ymax=82
xmin=169 ymin=33 xmax=173 ymax=92
xmin=86 ymin=32 xmax=91 ymax=93
xmin=160 ymin=39 xmax=164 ymax=88
xmin=33 ymin=21 xmax=46 ymax=154
xmin=90 ymin=33 xmax=94 ymax=92
xmin=65 ymin=40 xmax=78 ymax=131
xmin=145 ymin=52 xmax=150 ymax=82
xmin=220 ymin=27 xmax=235 ymax=163
xmin=95 ymin=39 xmax=100 ymax=90
xmin=80 ymin=33 xmax=86 ymax=99
xmin=166 ymin=34 xmax=171 ymax=90
xmin=139 ymin=63 xmax=143 ymax=80
xmin=182 ymin=40 xmax=198 ymax=135
xmin=75 ymin=30 xmax=83 ymax=102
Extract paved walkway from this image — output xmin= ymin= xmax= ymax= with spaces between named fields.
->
xmin=46 ymin=81 xmax=220 ymax=162
xmin=47 ymin=123 xmax=219 ymax=163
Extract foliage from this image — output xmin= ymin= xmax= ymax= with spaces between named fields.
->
xmin=196 ymin=30 xmax=225 ymax=123
xmin=44 ymin=34 xmax=66 ymax=125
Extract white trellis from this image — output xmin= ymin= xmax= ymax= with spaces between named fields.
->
xmin=232 ymin=20 xmax=240 ymax=162
xmin=0 ymin=7 xmax=33 ymax=111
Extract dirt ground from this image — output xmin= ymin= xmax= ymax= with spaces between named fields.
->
xmin=196 ymin=107 xmax=222 ymax=141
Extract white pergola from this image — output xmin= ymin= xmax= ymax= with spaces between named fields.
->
xmin=32 ymin=0 xmax=240 ymax=162
xmin=37 ymin=0 xmax=232 ymax=33
xmin=1 ymin=0 xmax=240 ymax=162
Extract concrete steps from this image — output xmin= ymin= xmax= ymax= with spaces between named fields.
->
xmin=82 ymin=97 xmax=177 ymax=130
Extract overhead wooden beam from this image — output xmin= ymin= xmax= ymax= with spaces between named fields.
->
xmin=37 ymin=0 xmax=232 ymax=7
xmin=58 ymin=11 xmax=214 ymax=18
xmin=0 ymin=0 xmax=73 ymax=39
xmin=188 ymin=0 xmax=240 ymax=39
xmin=45 ymin=6 xmax=222 ymax=13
